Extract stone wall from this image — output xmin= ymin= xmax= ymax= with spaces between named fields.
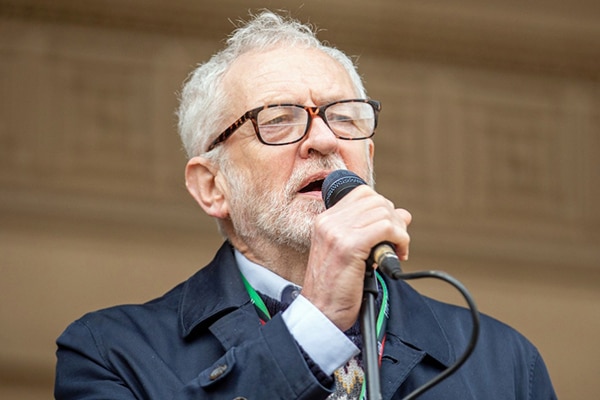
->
xmin=1 ymin=1 xmax=598 ymax=398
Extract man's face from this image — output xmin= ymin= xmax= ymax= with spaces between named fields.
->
xmin=219 ymin=46 xmax=374 ymax=252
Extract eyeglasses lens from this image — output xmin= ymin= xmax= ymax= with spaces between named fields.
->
xmin=256 ymin=102 xmax=375 ymax=145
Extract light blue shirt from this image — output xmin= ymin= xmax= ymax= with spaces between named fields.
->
xmin=235 ymin=250 xmax=359 ymax=375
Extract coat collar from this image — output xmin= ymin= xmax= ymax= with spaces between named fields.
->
xmin=179 ymin=242 xmax=250 ymax=338
xmin=179 ymin=242 xmax=455 ymax=369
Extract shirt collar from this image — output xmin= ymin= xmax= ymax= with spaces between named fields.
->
xmin=235 ymin=249 xmax=300 ymax=302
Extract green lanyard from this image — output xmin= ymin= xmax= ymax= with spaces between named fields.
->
xmin=241 ymin=271 xmax=389 ymax=400
xmin=240 ymin=273 xmax=271 ymax=322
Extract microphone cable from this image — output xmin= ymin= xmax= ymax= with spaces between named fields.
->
xmin=393 ymin=269 xmax=481 ymax=400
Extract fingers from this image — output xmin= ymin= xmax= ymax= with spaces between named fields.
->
xmin=301 ymin=185 xmax=411 ymax=330
xmin=394 ymin=208 xmax=412 ymax=261
xmin=324 ymin=185 xmax=411 ymax=259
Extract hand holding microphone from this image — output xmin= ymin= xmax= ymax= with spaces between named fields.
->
xmin=301 ymin=168 xmax=410 ymax=330
xmin=322 ymin=170 xmax=407 ymax=279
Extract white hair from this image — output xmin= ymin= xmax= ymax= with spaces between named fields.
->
xmin=176 ymin=10 xmax=368 ymax=160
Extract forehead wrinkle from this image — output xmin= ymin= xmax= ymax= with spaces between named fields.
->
xmin=220 ymin=47 xmax=359 ymax=130
xmin=243 ymin=67 xmax=345 ymax=106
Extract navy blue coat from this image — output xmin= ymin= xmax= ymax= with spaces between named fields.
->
xmin=55 ymin=242 xmax=557 ymax=399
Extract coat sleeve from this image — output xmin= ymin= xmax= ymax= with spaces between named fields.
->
xmin=55 ymin=319 xmax=143 ymax=400
xmin=529 ymin=349 xmax=558 ymax=400
xmin=175 ymin=314 xmax=334 ymax=399
xmin=55 ymin=313 xmax=334 ymax=400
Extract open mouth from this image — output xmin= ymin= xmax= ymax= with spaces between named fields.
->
xmin=298 ymin=179 xmax=324 ymax=193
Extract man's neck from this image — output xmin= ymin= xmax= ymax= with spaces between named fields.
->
xmin=229 ymin=237 xmax=308 ymax=286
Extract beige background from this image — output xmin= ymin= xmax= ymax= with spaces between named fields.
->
xmin=1 ymin=1 xmax=599 ymax=398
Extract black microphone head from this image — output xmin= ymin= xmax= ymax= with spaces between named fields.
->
xmin=322 ymin=169 xmax=366 ymax=209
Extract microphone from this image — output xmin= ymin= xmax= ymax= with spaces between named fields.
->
xmin=322 ymin=170 xmax=403 ymax=279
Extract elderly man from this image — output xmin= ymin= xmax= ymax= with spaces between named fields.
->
xmin=55 ymin=10 xmax=556 ymax=400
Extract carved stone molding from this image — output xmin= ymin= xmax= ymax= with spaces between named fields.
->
xmin=1 ymin=3 xmax=599 ymax=399
xmin=1 ymin=0 xmax=598 ymax=79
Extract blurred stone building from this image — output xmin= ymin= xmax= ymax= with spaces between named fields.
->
xmin=0 ymin=1 xmax=598 ymax=398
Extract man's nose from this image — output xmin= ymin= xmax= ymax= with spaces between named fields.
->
xmin=299 ymin=116 xmax=338 ymax=157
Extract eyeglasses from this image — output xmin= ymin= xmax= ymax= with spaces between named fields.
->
xmin=206 ymin=99 xmax=381 ymax=151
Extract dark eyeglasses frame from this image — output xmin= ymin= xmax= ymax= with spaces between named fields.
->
xmin=206 ymin=99 xmax=381 ymax=152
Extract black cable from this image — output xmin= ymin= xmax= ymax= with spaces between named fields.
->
xmin=321 ymin=170 xmax=480 ymax=398
xmin=394 ymin=270 xmax=481 ymax=400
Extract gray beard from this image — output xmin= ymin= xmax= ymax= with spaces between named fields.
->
xmin=224 ymin=155 xmax=370 ymax=253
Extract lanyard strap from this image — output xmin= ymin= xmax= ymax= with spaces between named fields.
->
xmin=362 ymin=272 xmax=389 ymax=400
xmin=374 ymin=271 xmax=389 ymax=348
xmin=241 ymin=273 xmax=271 ymax=322
xmin=240 ymin=271 xmax=389 ymax=334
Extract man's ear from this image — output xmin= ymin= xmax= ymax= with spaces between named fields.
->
xmin=185 ymin=156 xmax=229 ymax=219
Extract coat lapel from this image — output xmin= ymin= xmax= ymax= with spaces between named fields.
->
xmin=379 ymin=278 xmax=456 ymax=399
xmin=178 ymin=242 xmax=251 ymax=339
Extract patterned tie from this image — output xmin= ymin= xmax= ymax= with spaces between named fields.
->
xmin=328 ymin=320 xmax=365 ymax=400
xmin=329 ymin=358 xmax=365 ymax=399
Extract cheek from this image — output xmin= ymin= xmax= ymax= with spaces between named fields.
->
xmin=238 ymin=148 xmax=296 ymax=189
xmin=340 ymin=144 xmax=372 ymax=171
